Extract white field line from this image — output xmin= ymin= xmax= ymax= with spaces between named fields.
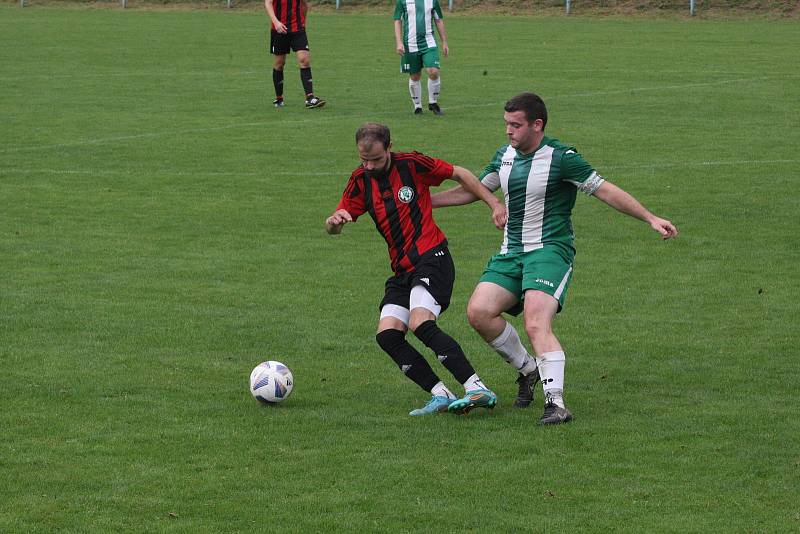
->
xmin=1 ymin=159 xmax=797 ymax=179
xmin=1 ymin=75 xmax=796 ymax=155
xmin=0 ymin=68 xmax=767 ymax=83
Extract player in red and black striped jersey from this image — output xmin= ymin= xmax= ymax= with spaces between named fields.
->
xmin=264 ymin=0 xmax=325 ymax=109
xmin=326 ymin=123 xmax=508 ymax=416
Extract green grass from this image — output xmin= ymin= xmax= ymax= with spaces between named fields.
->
xmin=2 ymin=5 xmax=799 ymax=532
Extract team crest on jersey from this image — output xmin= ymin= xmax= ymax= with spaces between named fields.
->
xmin=397 ymin=186 xmax=415 ymax=203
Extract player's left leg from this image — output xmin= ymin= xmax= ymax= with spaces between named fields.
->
xmin=425 ymin=68 xmax=442 ymax=115
xmin=519 ymin=246 xmax=574 ymax=424
xmin=406 ymin=249 xmax=495 ymax=414
xmin=421 ymin=49 xmax=443 ymax=115
xmin=292 ymin=33 xmax=325 ymax=109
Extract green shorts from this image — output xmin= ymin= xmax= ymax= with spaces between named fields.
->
xmin=400 ymin=48 xmax=440 ymax=73
xmin=479 ymin=246 xmax=574 ymax=315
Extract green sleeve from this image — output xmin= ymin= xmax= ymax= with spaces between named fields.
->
xmin=479 ymin=147 xmax=504 ymax=179
xmin=433 ymin=0 xmax=444 ymax=19
xmin=393 ymin=0 xmax=405 ymax=20
xmin=560 ymin=148 xmax=595 ymax=184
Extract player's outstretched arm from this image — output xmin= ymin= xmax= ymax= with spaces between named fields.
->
xmin=593 ymin=181 xmax=678 ymax=240
xmin=431 ymin=185 xmax=474 ymax=208
xmin=448 ymin=166 xmax=506 ymax=229
xmin=325 ymin=209 xmax=353 ymax=235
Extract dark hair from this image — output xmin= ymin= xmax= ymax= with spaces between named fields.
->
xmin=504 ymin=92 xmax=548 ymax=129
xmin=355 ymin=123 xmax=391 ymax=149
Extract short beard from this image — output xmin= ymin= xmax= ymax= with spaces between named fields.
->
xmin=364 ymin=166 xmax=389 ymax=180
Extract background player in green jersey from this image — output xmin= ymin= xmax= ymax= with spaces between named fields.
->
xmin=393 ymin=0 xmax=448 ymax=115
xmin=432 ymin=92 xmax=678 ymax=426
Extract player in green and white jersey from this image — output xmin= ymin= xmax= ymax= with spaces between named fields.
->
xmin=393 ymin=0 xmax=448 ymax=115
xmin=432 ymin=92 xmax=678 ymax=426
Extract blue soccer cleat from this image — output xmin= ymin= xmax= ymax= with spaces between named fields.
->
xmin=409 ymin=395 xmax=454 ymax=416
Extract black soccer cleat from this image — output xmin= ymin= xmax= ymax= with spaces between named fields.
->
xmin=537 ymin=397 xmax=573 ymax=426
xmin=428 ymin=103 xmax=443 ymax=115
xmin=273 ymin=98 xmax=285 ymax=108
xmin=413 ymin=107 xmax=423 ymax=115
xmin=513 ymin=369 xmax=540 ymax=408
xmin=305 ymin=95 xmax=326 ymax=108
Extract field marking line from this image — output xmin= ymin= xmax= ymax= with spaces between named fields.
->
xmin=2 ymin=74 xmax=796 ymax=155
xmin=2 ymin=159 xmax=798 ymax=179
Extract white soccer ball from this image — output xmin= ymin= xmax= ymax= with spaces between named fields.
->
xmin=250 ymin=361 xmax=294 ymax=404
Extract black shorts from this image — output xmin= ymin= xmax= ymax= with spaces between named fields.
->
xmin=270 ymin=30 xmax=309 ymax=55
xmin=379 ymin=244 xmax=455 ymax=314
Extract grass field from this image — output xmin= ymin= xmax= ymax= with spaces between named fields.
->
xmin=1 ymin=4 xmax=799 ymax=532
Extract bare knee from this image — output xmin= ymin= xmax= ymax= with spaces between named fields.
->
xmin=524 ymin=319 xmax=550 ymax=345
xmin=467 ymin=300 xmax=497 ymax=339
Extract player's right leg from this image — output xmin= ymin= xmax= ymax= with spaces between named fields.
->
xmin=401 ymin=52 xmax=424 ymax=114
xmin=469 ymin=255 xmax=540 ymax=407
xmin=270 ymin=31 xmax=289 ymax=107
xmin=376 ymin=316 xmax=454 ymax=416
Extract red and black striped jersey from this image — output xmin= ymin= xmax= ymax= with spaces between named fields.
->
xmin=337 ymin=152 xmax=454 ymax=275
xmin=269 ymin=0 xmax=306 ymax=32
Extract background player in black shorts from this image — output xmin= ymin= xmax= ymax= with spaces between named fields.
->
xmin=264 ymin=0 xmax=325 ymax=108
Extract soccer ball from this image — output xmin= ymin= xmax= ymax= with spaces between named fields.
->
xmin=250 ymin=361 xmax=294 ymax=404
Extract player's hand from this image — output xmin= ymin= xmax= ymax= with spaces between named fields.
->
xmin=490 ymin=202 xmax=507 ymax=230
xmin=325 ymin=210 xmax=352 ymax=234
xmin=441 ymin=43 xmax=449 ymax=57
xmin=396 ymin=44 xmax=405 ymax=56
xmin=274 ymin=22 xmax=288 ymax=34
xmin=650 ymin=217 xmax=678 ymax=240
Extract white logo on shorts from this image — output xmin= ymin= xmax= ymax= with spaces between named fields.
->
xmin=536 ymin=278 xmax=554 ymax=288
xmin=420 ymin=277 xmax=430 ymax=286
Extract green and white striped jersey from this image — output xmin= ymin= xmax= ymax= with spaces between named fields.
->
xmin=480 ymin=136 xmax=604 ymax=256
xmin=394 ymin=0 xmax=443 ymax=53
